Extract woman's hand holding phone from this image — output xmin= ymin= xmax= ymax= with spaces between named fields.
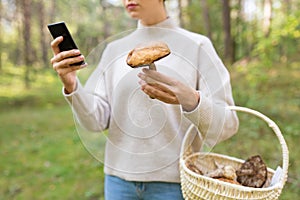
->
xmin=48 ymin=21 xmax=87 ymax=94
xmin=50 ymin=36 xmax=86 ymax=94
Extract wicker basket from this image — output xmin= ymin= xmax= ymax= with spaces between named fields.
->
xmin=179 ymin=106 xmax=289 ymax=200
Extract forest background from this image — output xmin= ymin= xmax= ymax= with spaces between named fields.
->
xmin=0 ymin=0 xmax=299 ymax=199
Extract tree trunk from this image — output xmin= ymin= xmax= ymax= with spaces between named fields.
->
xmin=178 ymin=0 xmax=192 ymax=28
xmin=235 ymin=0 xmax=246 ymax=58
xmin=0 ymin=0 xmax=2 ymax=72
xmin=37 ymin=1 xmax=48 ymax=69
xmin=283 ymin=0 xmax=291 ymax=14
xmin=100 ymin=1 xmax=110 ymax=39
xmin=178 ymin=0 xmax=183 ymax=27
xmin=22 ymin=0 xmax=32 ymax=88
xmin=263 ymin=0 xmax=272 ymax=37
xmin=222 ymin=0 xmax=234 ymax=63
xmin=200 ymin=0 xmax=212 ymax=39
xmin=50 ymin=1 xmax=56 ymax=22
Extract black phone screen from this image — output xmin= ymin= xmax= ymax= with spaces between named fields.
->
xmin=47 ymin=21 xmax=85 ymax=66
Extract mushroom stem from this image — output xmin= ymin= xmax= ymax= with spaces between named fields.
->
xmin=149 ymin=63 xmax=156 ymax=71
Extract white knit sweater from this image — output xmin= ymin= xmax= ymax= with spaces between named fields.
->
xmin=64 ymin=18 xmax=239 ymax=183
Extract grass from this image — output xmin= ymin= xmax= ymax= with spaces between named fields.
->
xmin=0 ymin=105 xmax=104 ymax=200
xmin=0 ymin=59 xmax=299 ymax=199
xmin=0 ymin=69 xmax=104 ymax=200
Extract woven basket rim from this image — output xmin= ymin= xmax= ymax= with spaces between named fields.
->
xmin=179 ymin=106 xmax=289 ymax=199
xmin=180 ymin=150 xmax=281 ymax=192
xmin=180 ymin=106 xmax=289 ymax=186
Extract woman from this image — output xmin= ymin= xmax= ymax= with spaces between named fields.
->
xmin=50 ymin=0 xmax=239 ymax=199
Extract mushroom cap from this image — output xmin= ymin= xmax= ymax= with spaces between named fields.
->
xmin=126 ymin=41 xmax=171 ymax=68
xmin=236 ymin=155 xmax=268 ymax=188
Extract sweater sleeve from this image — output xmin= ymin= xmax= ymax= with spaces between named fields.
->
xmin=63 ymin=46 xmax=112 ymax=132
xmin=183 ymin=37 xmax=239 ymax=147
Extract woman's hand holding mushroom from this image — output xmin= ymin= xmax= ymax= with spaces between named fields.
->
xmin=138 ymin=68 xmax=200 ymax=112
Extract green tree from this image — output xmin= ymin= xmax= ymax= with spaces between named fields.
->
xmin=0 ymin=0 xmax=2 ymax=72
xmin=222 ymin=0 xmax=234 ymax=63
xmin=1 ymin=0 xmax=300 ymax=89
xmin=37 ymin=1 xmax=48 ymax=69
xmin=22 ymin=0 xmax=33 ymax=88
xmin=200 ymin=0 xmax=212 ymax=39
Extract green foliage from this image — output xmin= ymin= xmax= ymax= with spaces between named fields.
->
xmin=183 ymin=0 xmax=300 ymax=67
xmin=183 ymin=0 xmax=223 ymax=51
xmin=252 ymin=11 xmax=300 ymax=67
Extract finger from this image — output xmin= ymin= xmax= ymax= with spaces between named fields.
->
xmin=51 ymin=49 xmax=82 ymax=64
xmin=138 ymin=79 xmax=147 ymax=86
xmin=51 ymin=52 xmax=83 ymax=69
xmin=142 ymin=84 xmax=179 ymax=104
xmin=137 ymin=72 xmax=156 ymax=84
xmin=142 ymin=68 xmax=177 ymax=86
xmin=149 ymin=83 xmax=175 ymax=96
xmin=138 ymin=73 xmax=176 ymax=97
xmin=56 ymin=64 xmax=82 ymax=76
xmin=50 ymin=36 xmax=64 ymax=55
xmin=53 ymin=55 xmax=85 ymax=70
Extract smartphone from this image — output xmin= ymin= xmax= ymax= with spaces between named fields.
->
xmin=47 ymin=21 xmax=85 ymax=66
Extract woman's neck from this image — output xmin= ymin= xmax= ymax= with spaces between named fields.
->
xmin=140 ymin=7 xmax=168 ymax=26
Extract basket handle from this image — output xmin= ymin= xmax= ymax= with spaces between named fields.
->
xmin=180 ymin=106 xmax=289 ymax=187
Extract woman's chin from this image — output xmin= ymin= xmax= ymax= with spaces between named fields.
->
xmin=127 ymin=11 xmax=140 ymax=20
xmin=130 ymin=15 xmax=140 ymax=20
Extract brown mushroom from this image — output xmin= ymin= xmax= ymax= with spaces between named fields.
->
xmin=216 ymin=178 xmax=242 ymax=185
xmin=236 ymin=155 xmax=268 ymax=188
xmin=205 ymin=160 xmax=237 ymax=181
xmin=126 ymin=41 xmax=171 ymax=71
xmin=186 ymin=159 xmax=203 ymax=175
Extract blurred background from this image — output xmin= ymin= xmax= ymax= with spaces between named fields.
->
xmin=0 ymin=0 xmax=299 ymax=199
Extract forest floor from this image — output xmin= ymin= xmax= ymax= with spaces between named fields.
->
xmin=0 ymin=60 xmax=299 ymax=199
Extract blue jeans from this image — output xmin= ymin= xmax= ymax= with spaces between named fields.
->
xmin=105 ymin=174 xmax=184 ymax=200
